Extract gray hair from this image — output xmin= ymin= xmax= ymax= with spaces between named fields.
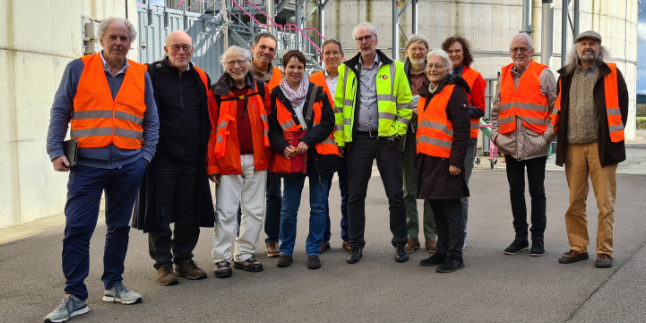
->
xmin=352 ymin=22 xmax=378 ymax=40
xmin=322 ymin=38 xmax=343 ymax=53
xmin=220 ymin=46 xmax=252 ymax=69
xmin=97 ymin=17 xmax=137 ymax=42
xmin=565 ymin=43 xmax=610 ymax=75
xmin=405 ymin=35 xmax=429 ymax=51
xmin=510 ymin=33 xmax=534 ymax=49
xmin=426 ymin=49 xmax=452 ymax=73
xmin=253 ymin=32 xmax=277 ymax=46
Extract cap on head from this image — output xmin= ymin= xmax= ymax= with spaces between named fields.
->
xmin=575 ymin=30 xmax=602 ymax=44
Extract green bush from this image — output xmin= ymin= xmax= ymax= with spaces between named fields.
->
xmin=637 ymin=118 xmax=646 ymax=129
xmin=637 ymin=104 xmax=646 ymax=117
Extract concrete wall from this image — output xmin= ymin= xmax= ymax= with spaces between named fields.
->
xmin=0 ymin=0 xmax=139 ymax=229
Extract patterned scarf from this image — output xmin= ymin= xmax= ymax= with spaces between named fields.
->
xmin=279 ymin=77 xmax=310 ymax=107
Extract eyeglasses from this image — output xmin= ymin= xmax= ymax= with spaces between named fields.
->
xmin=510 ymin=47 xmax=530 ymax=53
xmin=426 ymin=64 xmax=446 ymax=70
xmin=226 ymin=60 xmax=248 ymax=67
xmin=355 ymin=35 xmax=373 ymax=43
xmin=170 ymin=45 xmax=192 ymax=52
xmin=323 ymin=51 xmax=341 ymax=57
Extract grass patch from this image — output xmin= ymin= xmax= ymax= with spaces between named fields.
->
xmin=638 ymin=104 xmax=646 ymax=117
xmin=637 ymin=117 xmax=646 ymax=129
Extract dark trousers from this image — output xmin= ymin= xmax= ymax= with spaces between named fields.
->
xmin=347 ymin=132 xmax=407 ymax=248
xmin=428 ymin=199 xmax=464 ymax=259
xmin=324 ymin=155 xmax=349 ymax=242
xmin=504 ymin=155 xmax=547 ymax=240
xmin=148 ymin=157 xmax=200 ymax=269
xmin=264 ymin=175 xmax=283 ymax=243
xmin=63 ymin=159 xmax=146 ymax=300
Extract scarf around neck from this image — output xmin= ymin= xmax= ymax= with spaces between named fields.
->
xmin=279 ymin=77 xmax=310 ymax=107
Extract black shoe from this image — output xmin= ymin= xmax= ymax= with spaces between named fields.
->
xmin=436 ymin=257 xmax=465 ymax=273
xmin=530 ymin=240 xmax=545 ymax=257
xmin=346 ymin=247 xmax=363 ymax=264
xmin=307 ymin=256 xmax=322 ymax=269
xmin=504 ymin=238 xmax=529 ymax=255
xmin=420 ymin=252 xmax=447 ymax=267
xmin=277 ymin=254 xmax=292 ymax=268
xmin=214 ymin=261 xmax=232 ymax=278
xmin=395 ymin=245 xmax=409 ymax=263
xmin=233 ymin=256 xmax=264 ymax=272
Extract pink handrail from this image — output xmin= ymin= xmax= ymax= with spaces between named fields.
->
xmin=230 ymin=1 xmax=283 ymax=29
xmin=243 ymin=1 xmax=283 ymax=29
xmin=283 ymin=24 xmax=321 ymax=52
xmin=303 ymin=27 xmax=325 ymax=41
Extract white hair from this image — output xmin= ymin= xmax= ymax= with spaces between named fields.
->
xmin=405 ymin=34 xmax=430 ymax=51
xmin=426 ymin=49 xmax=452 ymax=73
xmin=352 ymin=22 xmax=378 ymax=40
xmin=511 ymin=33 xmax=534 ymax=49
xmin=97 ymin=17 xmax=137 ymax=41
xmin=220 ymin=46 xmax=252 ymax=69
xmin=565 ymin=43 xmax=610 ymax=74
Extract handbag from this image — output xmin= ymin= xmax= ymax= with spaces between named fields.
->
xmin=268 ymin=86 xmax=319 ymax=177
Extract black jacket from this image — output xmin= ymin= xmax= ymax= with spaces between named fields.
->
xmin=416 ymin=74 xmax=471 ymax=200
xmin=268 ymin=82 xmax=339 ymax=178
xmin=132 ymin=59 xmax=216 ymax=232
xmin=555 ymin=62 xmax=629 ymax=167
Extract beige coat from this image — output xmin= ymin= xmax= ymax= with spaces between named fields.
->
xmin=491 ymin=62 xmax=558 ymax=161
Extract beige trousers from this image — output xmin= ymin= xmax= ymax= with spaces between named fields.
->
xmin=564 ymin=142 xmax=617 ymax=255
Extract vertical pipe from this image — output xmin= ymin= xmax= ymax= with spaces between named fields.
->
xmin=573 ymin=0 xmax=579 ymax=38
xmin=561 ymin=0 xmax=568 ymax=68
xmin=411 ymin=0 xmax=418 ymax=35
xmin=295 ymin=1 xmax=302 ymax=50
xmin=542 ymin=0 xmax=554 ymax=69
xmin=318 ymin=1 xmax=325 ymax=48
xmin=266 ymin=0 xmax=274 ymax=35
xmin=392 ymin=0 xmax=398 ymax=60
xmin=521 ymin=0 xmax=532 ymax=34
xmin=222 ymin=0 xmax=228 ymax=49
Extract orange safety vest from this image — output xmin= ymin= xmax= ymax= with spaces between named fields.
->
xmin=551 ymin=63 xmax=624 ymax=143
xmin=267 ymin=67 xmax=283 ymax=90
xmin=416 ymin=84 xmax=456 ymax=158
xmin=461 ymin=66 xmax=485 ymax=139
xmin=309 ymin=71 xmax=333 ymax=104
xmin=71 ymin=53 xmax=147 ymax=149
xmin=499 ymin=61 xmax=550 ymax=134
xmin=275 ymin=93 xmax=337 ymax=155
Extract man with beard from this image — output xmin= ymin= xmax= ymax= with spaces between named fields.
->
xmin=551 ymin=31 xmax=628 ymax=268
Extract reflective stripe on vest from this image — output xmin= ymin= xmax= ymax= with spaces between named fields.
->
xmin=461 ymin=66 xmax=483 ymax=139
xmin=499 ymin=61 xmax=550 ymax=134
xmin=275 ymin=96 xmax=337 ymax=155
xmin=416 ymin=84 xmax=456 ymax=158
xmin=71 ymin=53 xmax=146 ymax=149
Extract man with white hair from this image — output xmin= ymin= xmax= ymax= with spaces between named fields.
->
xmin=552 ymin=31 xmax=628 ymax=268
xmin=491 ymin=33 xmax=556 ymax=257
xmin=45 ymin=17 xmax=159 ymax=322
xmin=132 ymin=30 xmax=216 ymax=286
xmin=210 ymin=46 xmax=272 ymax=278
xmin=334 ymin=22 xmax=413 ymax=264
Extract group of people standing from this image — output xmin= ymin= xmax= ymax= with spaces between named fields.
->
xmin=44 ymin=16 xmax=628 ymax=323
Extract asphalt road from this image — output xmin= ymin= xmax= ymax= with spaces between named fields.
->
xmin=2 ymin=169 xmax=645 ymax=323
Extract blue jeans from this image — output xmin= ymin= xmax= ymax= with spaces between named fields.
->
xmin=279 ymin=174 xmax=331 ymax=256
xmin=324 ymin=156 xmax=349 ymax=242
xmin=264 ymin=175 xmax=282 ymax=243
xmin=63 ymin=159 xmax=146 ymax=299
xmin=461 ymin=144 xmax=477 ymax=237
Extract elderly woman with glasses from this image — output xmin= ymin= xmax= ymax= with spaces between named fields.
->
xmin=268 ymin=50 xmax=338 ymax=270
xmin=416 ymin=50 xmax=470 ymax=273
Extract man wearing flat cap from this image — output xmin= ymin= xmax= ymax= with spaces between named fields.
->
xmin=551 ymin=30 xmax=628 ymax=268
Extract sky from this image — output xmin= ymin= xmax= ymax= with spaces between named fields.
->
xmin=637 ymin=2 xmax=645 ymax=94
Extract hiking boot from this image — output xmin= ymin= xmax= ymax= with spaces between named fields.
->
xmin=175 ymin=260 xmax=207 ymax=280
xmin=266 ymin=241 xmax=280 ymax=258
xmin=426 ymin=238 xmax=437 ymax=252
xmin=504 ymin=238 xmax=529 ymax=255
xmin=156 ymin=264 xmax=179 ymax=286
xmin=530 ymin=240 xmax=545 ymax=257
xmin=420 ymin=252 xmax=446 ymax=267
xmin=341 ymin=241 xmax=352 ymax=252
xmin=214 ymin=261 xmax=232 ymax=278
xmin=595 ymin=254 xmax=614 ymax=268
xmin=103 ymin=283 xmax=142 ymax=305
xmin=405 ymin=239 xmax=420 ymax=253
xmin=437 ymin=257 xmax=465 ymax=273
xmin=44 ymin=294 xmax=89 ymax=323
xmin=558 ymin=250 xmax=589 ymax=264
xmin=307 ymin=255 xmax=322 ymax=269
xmin=233 ymin=256 xmax=264 ymax=272
xmin=395 ymin=245 xmax=409 ymax=262
xmin=277 ymin=254 xmax=293 ymax=268
xmin=320 ymin=241 xmax=331 ymax=253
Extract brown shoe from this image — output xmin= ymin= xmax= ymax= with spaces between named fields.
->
xmin=405 ymin=239 xmax=420 ymax=253
xmin=266 ymin=241 xmax=280 ymax=258
xmin=558 ymin=250 xmax=589 ymax=264
xmin=156 ymin=264 xmax=179 ymax=286
xmin=426 ymin=238 xmax=437 ymax=252
xmin=175 ymin=260 xmax=207 ymax=280
xmin=596 ymin=254 xmax=614 ymax=268
xmin=320 ymin=241 xmax=331 ymax=253
xmin=307 ymin=255 xmax=321 ymax=269
xmin=341 ymin=241 xmax=352 ymax=253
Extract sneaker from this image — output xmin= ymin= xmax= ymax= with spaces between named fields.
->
xmin=156 ymin=264 xmax=179 ymax=286
xmin=558 ymin=250 xmax=589 ymax=264
xmin=233 ymin=256 xmax=264 ymax=272
xmin=175 ymin=260 xmax=207 ymax=280
xmin=277 ymin=254 xmax=293 ymax=268
xmin=420 ymin=252 xmax=446 ymax=267
xmin=405 ymin=239 xmax=420 ymax=253
xmin=214 ymin=260 xmax=232 ymax=278
xmin=530 ymin=240 xmax=545 ymax=257
xmin=504 ymin=238 xmax=529 ymax=255
xmin=44 ymin=294 xmax=89 ymax=323
xmin=266 ymin=241 xmax=280 ymax=258
xmin=307 ymin=255 xmax=322 ymax=269
xmin=595 ymin=254 xmax=614 ymax=268
xmin=436 ymin=257 xmax=465 ymax=273
xmin=103 ymin=283 xmax=142 ymax=305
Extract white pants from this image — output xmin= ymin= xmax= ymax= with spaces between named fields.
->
xmin=212 ymin=154 xmax=267 ymax=263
